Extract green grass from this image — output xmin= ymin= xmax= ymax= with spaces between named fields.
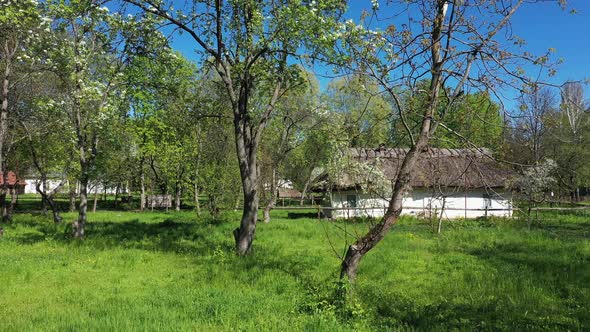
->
xmin=0 ymin=208 xmax=589 ymax=331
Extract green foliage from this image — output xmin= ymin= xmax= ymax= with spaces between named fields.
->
xmin=325 ymin=75 xmax=392 ymax=147
xmin=439 ymin=92 xmax=504 ymax=151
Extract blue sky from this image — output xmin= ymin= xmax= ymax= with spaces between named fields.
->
xmin=163 ymin=0 xmax=589 ymax=111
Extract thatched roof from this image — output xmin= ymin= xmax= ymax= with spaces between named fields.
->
xmin=319 ymin=147 xmax=514 ymax=190
xmin=278 ymin=188 xmax=302 ymax=199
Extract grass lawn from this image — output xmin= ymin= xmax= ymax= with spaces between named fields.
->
xmin=0 ymin=208 xmax=589 ymax=331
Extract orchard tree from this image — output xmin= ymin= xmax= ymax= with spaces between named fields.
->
xmin=123 ymin=0 xmax=345 ymax=255
xmin=335 ymin=0 xmax=564 ymax=281
xmin=0 ymin=0 xmax=50 ymax=221
xmin=19 ymin=88 xmax=73 ymax=223
xmin=47 ymin=0 xmax=127 ymax=238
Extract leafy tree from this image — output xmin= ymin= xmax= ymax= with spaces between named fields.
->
xmin=260 ymin=69 xmax=320 ymax=222
xmin=0 ymin=0 xmax=50 ymax=221
xmin=123 ymin=0 xmax=345 ymax=255
xmin=438 ymin=92 xmax=504 ymax=151
xmin=543 ymin=82 xmax=590 ymax=201
xmin=515 ymin=159 xmax=556 ymax=228
xmin=325 ymin=75 xmax=391 ymax=147
xmin=46 ymin=0 xmax=127 ymax=237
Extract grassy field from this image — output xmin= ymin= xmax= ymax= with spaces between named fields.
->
xmin=0 ymin=206 xmax=589 ymax=331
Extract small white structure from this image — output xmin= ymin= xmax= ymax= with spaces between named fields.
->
xmin=319 ymin=148 xmax=514 ymax=219
xmin=23 ymin=179 xmax=65 ymax=194
xmin=23 ymin=177 xmax=121 ymax=195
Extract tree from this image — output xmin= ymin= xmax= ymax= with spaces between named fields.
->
xmin=542 ymin=82 xmax=590 ymax=201
xmin=123 ymin=0 xmax=345 ymax=255
xmin=260 ymin=69 xmax=320 ymax=222
xmin=334 ymin=0 xmax=562 ymax=281
xmin=46 ymin=0 xmax=127 ymax=238
xmin=325 ymin=75 xmax=392 ymax=147
xmin=0 ymin=0 xmax=49 ymax=221
xmin=437 ymin=92 xmax=504 ymax=151
xmin=515 ymin=86 xmax=557 ymax=163
xmin=560 ymin=81 xmax=588 ymax=137
xmin=19 ymin=90 xmax=73 ymax=223
xmin=515 ymin=159 xmax=556 ymax=228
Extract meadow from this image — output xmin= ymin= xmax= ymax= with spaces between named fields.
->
xmin=0 ymin=202 xmax=589 ymax=331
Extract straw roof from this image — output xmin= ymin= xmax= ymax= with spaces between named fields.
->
xmin=322 ymin=147 xmax=514 ymax=190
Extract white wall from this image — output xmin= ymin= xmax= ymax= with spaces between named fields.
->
xmin=23 ymin=179 xmax=123 ymax=195
xmin=23 ymin=179 xmax=66 ymax=194
xmin=324 ymin=188 xmax=512 ymax=219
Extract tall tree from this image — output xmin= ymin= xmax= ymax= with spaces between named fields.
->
xmin=123 ymin=0 xmax=345 ymax=255
xmin=0 ymin=0 xmax=48 ymax=221
xmin=47 ymin=0 xmax=126 ymax=237
xmin=335 ymin=0 xmax=562 ymax=281
xmin=515 ymin=86 xmax=557 ymax=163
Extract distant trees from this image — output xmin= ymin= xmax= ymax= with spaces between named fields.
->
xmin=514 ymin=87 xmax=557 ymax=164
xmin=325 ymin=76 xmax=392 ymax=147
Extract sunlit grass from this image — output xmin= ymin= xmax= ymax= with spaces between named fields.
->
xmin=0 ymin=208 xmax=588 ymax=330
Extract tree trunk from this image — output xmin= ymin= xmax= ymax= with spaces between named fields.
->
xmin=73 ymin=168 xmax=88 ymax=238
xmin=233 ymin=178 xmax=258 ymax=256
xmin=175 ymin=181 xmax=181 ymax=211
xmin=0 ymin=50 xmax=11 ymax=222
xmin=263 ymin=167 xmax=277 ymax=223
xmin=92 ymin=185 xmax=98 ymax=213
xmin=41 ymin=179 xmax=48 ymax=215
xmin=340 ymin=142 xmax=426 ymax=280
xmin=7 ymin=188 xmax=16 ymax=217
xmin=114 ymin=183 xmax=120 ymax=209
xmin=194 ymin=164 xmax=200 ymax=214
xmin=47 ymin=197 xmax=62 ymax=223
xmin=35 ymin=175 xmax=64 ymax=223
xmin=68 ymin=180 xmax=76 ymax=212
xmin=437 ymin=198 xmax=446 ymax=235
xmin=140 ymin=163 xmax=146 ymax=211
xmin=340 ymin=1 xmax=449 ymax=281
xmin=0 ymin=191 xmax=6 ymax=222
xmin=194 ymin=180 xmax=200 ymax=215
xmin=300 ymin=166 xmax=315 ymax=206
xmin=209 ymin=194 xmax=219 ymax=217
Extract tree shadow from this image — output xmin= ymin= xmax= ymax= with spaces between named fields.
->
xmin=6 ymin=215 xmax=229 ymax=256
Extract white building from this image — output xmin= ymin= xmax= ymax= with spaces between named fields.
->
xmin=319 ymin=148 xmax=514 ymax=219
xmin=23 ymin=178 xmax=121 ymax=195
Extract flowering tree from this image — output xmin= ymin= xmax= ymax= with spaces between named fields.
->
xmin=0 ymin=0 xmax=50 ymax=221
xmin=515 ymin=159 xmax=556 ymax=227
xmin=44 ymin=0 xmax=129 ymax=237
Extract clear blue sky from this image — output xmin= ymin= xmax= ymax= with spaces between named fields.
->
xmin=163 ymin=0 xmax=589 ymax=111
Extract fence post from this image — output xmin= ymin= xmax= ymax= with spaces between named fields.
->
xmin=317 ymin=205 xmax=321 ymax=221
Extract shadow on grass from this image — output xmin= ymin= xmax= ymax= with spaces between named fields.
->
xmin=6 ymin=215 xmax=231 ymax=256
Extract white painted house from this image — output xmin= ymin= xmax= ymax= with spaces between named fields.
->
xmin=23 ymin=177 xmax=121 ymax=195
xmin=318 ymin=148 xmax=514 ymax=219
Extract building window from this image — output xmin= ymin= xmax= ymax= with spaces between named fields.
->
xmin=483 ymin=194 xmax=492 ymax=209
xmin=347 ymin=194 xmax=357 ymax=208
